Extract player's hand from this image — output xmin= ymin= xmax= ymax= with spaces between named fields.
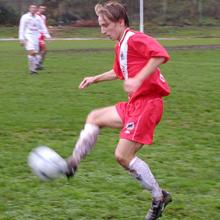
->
xmin=124 ymin=77 xmax=142 ymax=95
xmin=46 ymin=34 xmax=51 ymax=39
xmin=79 ymin=76 xmax=96 ymax=89
xmin=20 ymin=40 xmax=25 ymax=46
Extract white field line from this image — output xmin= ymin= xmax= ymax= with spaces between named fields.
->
xmin=0 ymin=37 xmax=181 ymax=41
xmin=0 ymin=38 xmax=103 ymax=41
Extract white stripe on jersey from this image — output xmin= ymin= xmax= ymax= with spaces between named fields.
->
xmin=119 ymin=31 xmax=135 ymax=79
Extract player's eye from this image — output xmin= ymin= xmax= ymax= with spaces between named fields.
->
xmin=102 ymin=23 xmax=109 ymax=28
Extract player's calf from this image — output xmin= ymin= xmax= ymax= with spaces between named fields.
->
xmin=65 ymin=123 xmax=99 ymax=178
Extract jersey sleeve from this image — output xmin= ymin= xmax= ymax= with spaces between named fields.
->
xmin=130 ymin=33 xmax=170 ymax=63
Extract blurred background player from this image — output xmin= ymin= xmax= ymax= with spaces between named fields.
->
xmin=19 ymin=4 xmax=39 ymax=74
xmin=36 ymin=5 xmax=51 ymax=70
xmin=19 ymin=4 xmax=50 ymax=74
xmin=66 ymin=1 xmax=172 ymax=220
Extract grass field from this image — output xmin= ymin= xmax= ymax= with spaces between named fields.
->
xmin=0 ymin=36 xmax=219 ymax=220
xmin=1 ymin=25 xmax=220 ymax=38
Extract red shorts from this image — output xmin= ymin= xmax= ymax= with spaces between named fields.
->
xmin=115 ymin=98 xmax=163 ymax=145
xmin=39 ymin=34 xmax=46 ymax=51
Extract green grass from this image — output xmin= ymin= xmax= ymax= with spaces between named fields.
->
xmin=145 ymin=25 xmax=220 ymax=38
xmin=0 ymin=38 xmax=219 ymax=220
xmin=1 ymin=25 xmax=220 ymax=38
xmin=0 ymin=26 xmax=18 ymax=38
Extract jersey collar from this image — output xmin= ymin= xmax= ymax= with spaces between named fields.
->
xmin=28 ymin=12 xmax=36 ymax=17
xmin=119 ymin=27 xmax=130 ymax=45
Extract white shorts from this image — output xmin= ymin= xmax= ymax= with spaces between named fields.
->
xmin=25 ymin=37 xmax=39 ymax=52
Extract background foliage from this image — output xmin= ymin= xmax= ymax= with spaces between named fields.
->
xmin=0 ymin=0 xmax=220 ymax=26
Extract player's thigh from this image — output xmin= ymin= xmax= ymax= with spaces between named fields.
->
xmin=26 ymin=39 xmax=39 ymax=54
xmin=40 ymin=42 xmax=46 ymax=53
xmin=115 ymin=138 xmax=143 ymax=168
xmin=86 ymin=105 xmax=123 ymax=128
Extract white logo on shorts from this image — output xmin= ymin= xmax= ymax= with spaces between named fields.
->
xmin=160 ymin=73 xmax=166 ymax=82
xmin=125 ymin=122 xmax=135 ymax=134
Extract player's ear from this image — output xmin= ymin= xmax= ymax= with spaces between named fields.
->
xmin=119 ymin=18 xmax=125 ymax=27
xmin=95 ymin=4 xmax=102 ymax=16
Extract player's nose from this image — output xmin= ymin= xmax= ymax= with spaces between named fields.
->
xmin=101 ymin=27 xmax=106 ymax=35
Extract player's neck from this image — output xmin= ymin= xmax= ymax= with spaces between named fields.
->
xmin=119 ymin=27 xmax=129 ymax=42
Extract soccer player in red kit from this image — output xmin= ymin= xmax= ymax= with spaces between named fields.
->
xmin=66 ymin=1 xmax=172 ymax=219
xmin=36 ymin=5 xmax=51 ymax=69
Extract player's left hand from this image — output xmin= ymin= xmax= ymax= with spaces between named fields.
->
xmin=46 ymin=34 xmax=51 ymax=39
xmin=124 ymin=77 xmax=142 ymax=95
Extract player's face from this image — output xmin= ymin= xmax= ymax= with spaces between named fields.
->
xmin=98 ymin=15 xmax=125 ymax=41
xmin=39 ymin=6 xmax=46 ymax=14
xmin=29 ymin=5 xmax=37 ymax=15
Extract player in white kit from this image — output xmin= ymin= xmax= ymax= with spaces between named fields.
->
xmin=19 ymin=4 xmax=50 ymax=74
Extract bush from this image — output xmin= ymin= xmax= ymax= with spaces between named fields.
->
xmin=0 ymin=3 xmax=19 ymax=26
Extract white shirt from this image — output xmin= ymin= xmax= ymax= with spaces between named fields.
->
xmin=19 ymin=12 xmax=50 ymax=41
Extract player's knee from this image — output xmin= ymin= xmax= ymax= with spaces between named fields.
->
xmin=114 ymin=151 xmax=129 ymax=169
xmin=41 ymin=49 xmax=46 ymax=54
xmin=86 ymin=109 xmax=99 ymax=125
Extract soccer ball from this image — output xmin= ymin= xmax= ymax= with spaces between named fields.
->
xmin=28 ymin=146 xmax=68 ymax=181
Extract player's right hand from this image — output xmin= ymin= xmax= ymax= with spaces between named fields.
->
xmin=124 ymin=77 xmax=142 ymax=95
xmin=79 ymin=76 xmax=96 ymax=89
xmin=20 ymin=40 xmax=25 ymax=46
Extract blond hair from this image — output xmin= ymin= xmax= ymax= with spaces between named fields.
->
xmin=95 ymin=1 xmax=129 ymax=27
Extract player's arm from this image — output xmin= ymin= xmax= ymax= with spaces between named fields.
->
xmin=79 ymin=69 xmax=117 ymax=89
xmin=124 ymin=57 xmax=165 ymax=94
xmin=18 ymin=15 xmax=26 ymax=45
xmin=38 ymin=16 xmax=51 ymax=39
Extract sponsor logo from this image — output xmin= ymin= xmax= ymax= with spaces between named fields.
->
xmin=125 ymin=122 xmax=135 ymax=134
xmin=120 ymin=52 xmax=124 ymax=60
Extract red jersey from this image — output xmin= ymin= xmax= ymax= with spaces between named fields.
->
xmin=36 ymin=12 xmax=47 ymax=39
xmin=36 ymin=12 xmax=47 ymax=26
xmin=113 ymin=28 xmax=171 ymax=102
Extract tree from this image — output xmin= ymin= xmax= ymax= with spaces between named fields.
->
xmin=0 ymin=2 xmax=19 ymax=25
